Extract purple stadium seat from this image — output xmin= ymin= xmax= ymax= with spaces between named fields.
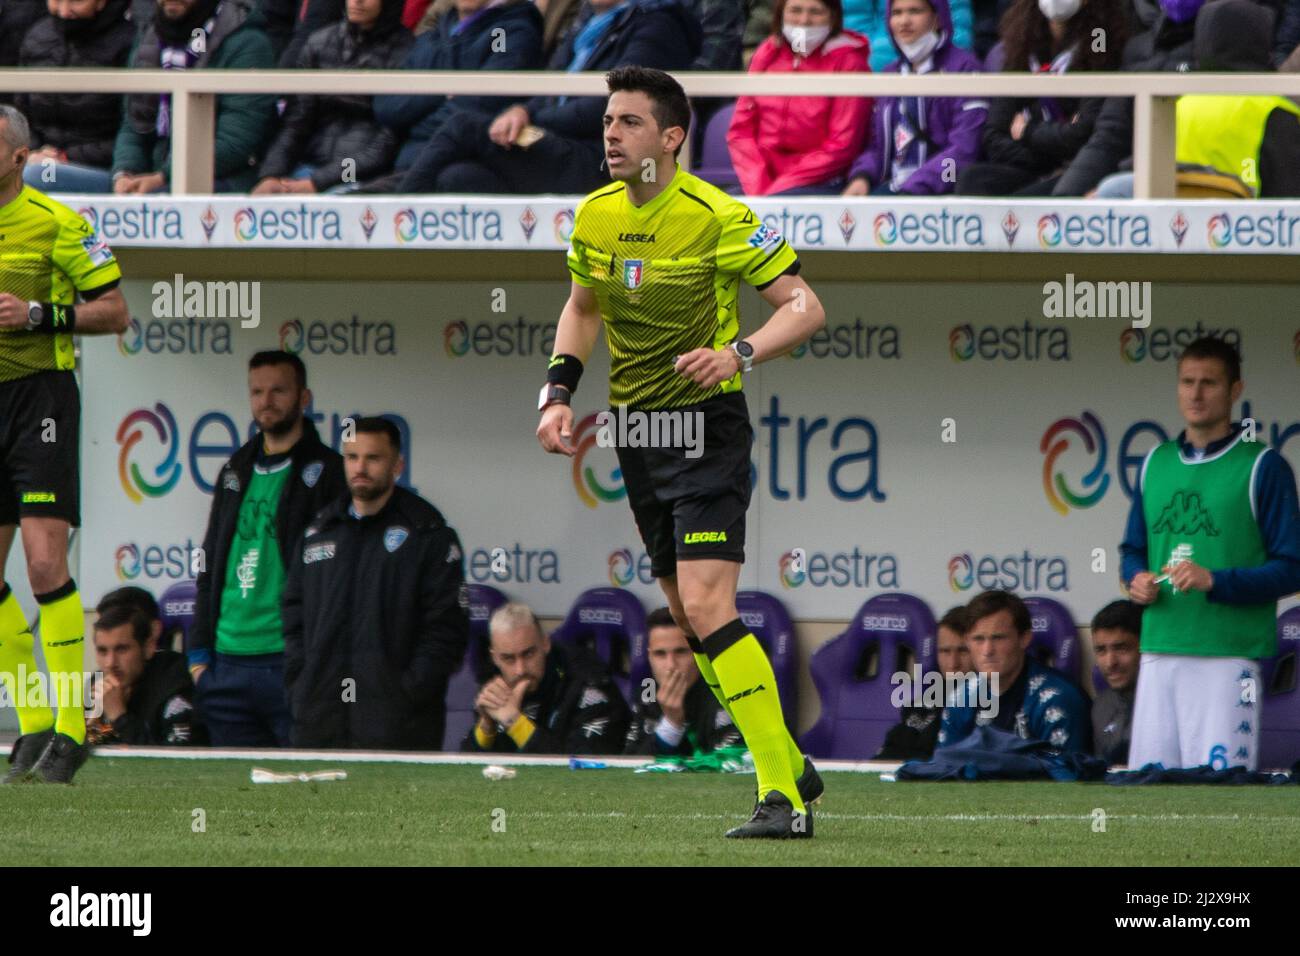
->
xmin=1023 ymin=596 xmax=1080 ymax=684
xmin=798 ymin=593 xmax=938 ymax=760
xmin=1260 ymin=606 xmax=1300 ymax=769
xmin=441 ymin=583 xmax=508 ymax=751
xmin=160 ymin=580 xmax=196 ymax=653
xmin=691 ymin=101 xmax=739 ymax=191
xmin=550 ymin=587 xmax=648 ymax=703
xmin=627 ymin=590 xmax=799 ymax=731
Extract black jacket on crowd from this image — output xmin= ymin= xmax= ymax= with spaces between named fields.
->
xmin=190 ymin=421 xmax=346 ymax=666
xmin=88 ymin=649 xmax=207 ymax=746
xmin=623 ymin=676 xmax=742 ymax=757
xmin=16 ymin=0 xmax=136 ymax=167
xmin=463 ymin=643 xmax=630 ymax=755
xmin=283 ymin=486 xmax=470 ymax=750
xmin=257 ymin=0 xmax=412 ymax=191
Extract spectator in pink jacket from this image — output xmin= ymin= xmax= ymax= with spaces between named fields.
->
xmin=726 ymin=0 xmax=873 ymax=195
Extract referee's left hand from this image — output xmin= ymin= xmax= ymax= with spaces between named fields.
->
xmin=675 ymin=348 xmax=741 ymax=390
xmin=0 ymin=293 xmax=30 ymax=328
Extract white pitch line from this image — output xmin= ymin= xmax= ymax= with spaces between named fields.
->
xmin=478 ymin=811 xmax=1300 ymax=823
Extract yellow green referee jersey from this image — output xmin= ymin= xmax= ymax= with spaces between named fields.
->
xmin=0 ymin=185 xmax=122 ymax=383
xmin=566 ymin=167 xmax=799 ymax=410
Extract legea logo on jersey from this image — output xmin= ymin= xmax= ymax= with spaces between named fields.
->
xmin=947 ymin=551 xmax=1069 ymax=592
xmin=278 ymin=317 xmax=395 ymax=356
xmin=114 ymin=539 xmax=200 ymax=581
xmin=948 ymin=553 xmax=974 ymax=591
xmin=1040 ymin=412 xmax=1110 ymax=515
xmin=948 ymin=322 xmax=1069 ymax=361
xmin=1120 ymin=325 xmax=1241 ymax=364
xmin=117 ymin=404 xmax=183 ymax=503
xmin=1037 ymin=211 xmax=1152 ymax=249
xmin=571 ymin=412 xmax=627 ymax=508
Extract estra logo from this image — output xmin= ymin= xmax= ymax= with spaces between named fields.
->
xmin=114 ymin=540 xmax=199 ymax=581
xmin=1120 ymin=325 xmax=1242 ymax=363
xmin=571 ymin=412 xmax=626 ymax=508
xmin=947 ymin=550 xmax=1069 ymax=592
xmin=948 ymin=322 xmax=1069 ymax=362
xmin=607 ymin=548 xmax=654 ymax=586
xmin=118 ymin=315 xmax=233 ymax=356
xmin=1036 ymin=210 xmax=1152 ymax=249
xmin=1040 ymin=412 xmax=1110 ymax=515
xmin=278 ymin=317 xmax=396 ymax=356
xmin=117 ymin=404 xmax=183 ymax=503
xmin=442 ymin=318 xmax=556 ymax=358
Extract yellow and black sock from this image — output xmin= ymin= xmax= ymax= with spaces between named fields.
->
xmin=0 ymin=584 xmax=53 ymax=736
xmin=701 ymin=619 xmax=805 ymax=813
xmin=688 ymin=632 xmax=806 ymax=782
xmin=36 ymin=580 xmax=85 ymax=745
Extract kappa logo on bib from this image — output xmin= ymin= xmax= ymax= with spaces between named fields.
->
xmin=623 ymin=259 xmax=643 ymax=289
xmin=385 ymin=526 xmax=409 ymax=552
xmin=302 ymin=461 xmax=323 ymax=488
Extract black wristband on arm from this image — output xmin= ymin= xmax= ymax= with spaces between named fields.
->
xmin=546 ymin=353 xmax=583 ymax=393
xmin=28 ymin=302 xmax=76 ymax=334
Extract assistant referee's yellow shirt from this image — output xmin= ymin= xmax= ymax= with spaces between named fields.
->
xmin=566 ymin=167 xmax=798 ymax=410
xmin=0 ymin=185 xmax=122 ymax=382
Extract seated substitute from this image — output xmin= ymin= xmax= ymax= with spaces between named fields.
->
xmin=1089 ymin=599 xmax=1141 ymax=766
xmin=624 ymin=607 xmax=742 ymax=757
xmin=464 ymin=602 xmax=630 ymax=755
xmin=875 ymin=604 xmax=970 ymax=760
xmin=938 ymin=589 xmax=1090 ymax=753
xmin=87 ymin=587 xmax=206 ymax=746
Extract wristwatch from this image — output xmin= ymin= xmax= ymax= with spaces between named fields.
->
xmin=25 ymin=302 xmax=44 ymax=331
xmin=537 ymin=383 xmax=571 ymax=411
xmin=729 ymin=339 xmax=755 ymax=374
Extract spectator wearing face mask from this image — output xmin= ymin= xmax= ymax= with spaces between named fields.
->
xmin=726 ymin=0 xmax=873 ymax=195
xmin=956 ymin=0 xmax=1127 ymax=196
xmin=842 ymin=0 xmax=973 ymax=70
xmin=843 ymin=0 xmax=986 ymax=195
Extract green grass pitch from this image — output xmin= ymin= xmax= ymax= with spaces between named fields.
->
xmin=3 ymin=757 xmax=1299 ymax=866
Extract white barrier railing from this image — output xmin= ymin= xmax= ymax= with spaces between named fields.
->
xmin=4 ymin=69 xmax=1299 ymax=196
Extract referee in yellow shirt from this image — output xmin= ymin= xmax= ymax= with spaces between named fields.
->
xmin=536 ymin=68 xmax=827 ymax=838
xmin=0 ymin=106 xmax=129 ymax=784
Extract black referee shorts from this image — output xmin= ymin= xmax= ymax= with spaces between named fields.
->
xmin=614 ymin=392 xmax=753 ymax=579
xmin=0 ymin=370 xmax=81 ymax=527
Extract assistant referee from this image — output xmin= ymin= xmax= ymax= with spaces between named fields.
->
xmin=0 ymin=106 xmax=129 ymax=785
xmin=536 ymin=68 xmax=827 ymax=838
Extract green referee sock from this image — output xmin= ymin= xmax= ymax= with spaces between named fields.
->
xmin=701 ymin=620 xmax=805 ymax=813
xmin=0 ymin=584 xmax=53 ymax=736
xmin=36 ymin=580 xmax=86 ymax=745
xmin=688 ymin=633 xmax=805 ymax=780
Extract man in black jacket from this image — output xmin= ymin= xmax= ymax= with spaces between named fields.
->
xmin=190 ymin=351 xmax=346 ymax=747
xmin=283 ymin=417 xmax=469 ymax=750
xmin=253 ymin=0 xmax=412 ymax=194
xmin=401 ymin=0 xmax=703 ymax=193
xmin=88 ymin=587 xmax=206 ymax=746
xmin=624 ymin=606 xmax=741 ymax=757
xmin=465 ymin=602 xmax=630 ymax=754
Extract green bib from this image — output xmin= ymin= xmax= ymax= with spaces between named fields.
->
xmin=216 ymin=460 xmax=292 ymax=655
xmin=1140 ymin=434 xmax=1275 ymax=659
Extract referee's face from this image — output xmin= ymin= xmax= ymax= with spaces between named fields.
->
xmin=603 ymin=91 xmax=675 ymax=184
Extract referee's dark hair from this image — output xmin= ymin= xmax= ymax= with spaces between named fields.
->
xmin=606 ymin=66 xmax=690 ymax=157
xmin=1178 ymin=336 xmax=1241 ymax=384
xmin=249 ymin=349 xmax=307 ymax=390
xmin=353 ymin=416 xmax=402 ymax=453
xmin=1090 ymin=599 xmax=1142 ymax=637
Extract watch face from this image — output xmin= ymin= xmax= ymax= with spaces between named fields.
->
xmin=736 ymin=340 xmax=754 ymax=358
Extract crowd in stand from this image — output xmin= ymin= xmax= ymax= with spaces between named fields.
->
xmin=4 ymin=0 xmax=1299 ymax=197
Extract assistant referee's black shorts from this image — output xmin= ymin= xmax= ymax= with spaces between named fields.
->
xmin=0 ymin=369 xmax=81 ymax=527
xmin=614 ymin=392 xmax=753 ymax=579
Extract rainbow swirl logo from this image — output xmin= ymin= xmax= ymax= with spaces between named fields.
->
xmin=279 ymin=319 xmax=304 ymax=354
xmin=115 ymin=544 xmax=142 ymax=581
xmin=395 ymin=209 xmax=419 ymax=243
xmin=1207 ymin=214 xmax=1232 ymax=248
xmin=117 ymin=404 xmax=183 ymax=503
xmin=233 ymin=207 xmax=257 ymax=241
xmin=78 ymin=206 xmax=98 ymax=231
xmin=948 ymin=323 xmax=975 ymax=361
xmin=118 ymin=317 xmax=143 ymax=357
xmin=553 ymin=209 xmax=575 ymax=244
xmin=1037 ymin=214 xmax=1062 ymax=248
xmin=872 ymin=212 xmax=897 ymax=246
xmin=1120 ymin=328 xmax=1146 ymax=363
xmin=571 ymin=412 xmax=625 ymax=508
xmin=1040 ymin=411 xmax=1110 ymax=516
xmin=948 ymin=553 xmax=973 ymax=591
xmin=608 ymin=549 xmax=635 ymax=586
xmin=443 ymin=321 xmax=470 ymax=357
xmin=778 ymin=551 xmax=806 ymax=589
